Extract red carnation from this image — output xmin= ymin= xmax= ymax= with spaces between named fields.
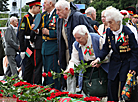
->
xmin=64 ymin=75 xmax=68 ymax=80
xmin=69 ymin=68 xmax=74 ymax=76
xmin=13 ymin=94 xmax=16 ymax=98
xmin=47 ymin=97 xmax=52 ymax=100
xmin=48 ymin=72 xmax=52 ymax=77
xmin=42 ymin=72 xmax=47 ymax=77
xmin=120 ymin=12 xmax=127 ymax=15
xmin=0 ymin=94 xmax=3 ymax=97
xmin=1 ymin=90 xmax=4 ymax=93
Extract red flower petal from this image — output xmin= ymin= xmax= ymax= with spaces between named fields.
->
xmin=64 ymin=75 xmax=68 ymax=80
xmin=13 ymin=94 xmax=16 ymax=98
xmin=42 ymin=72 xmax=47 ymax=77
xmin=48 ymin=72 xmax=52 ymax=77
xmin=69 ymin=68 xmax=74 ymax=76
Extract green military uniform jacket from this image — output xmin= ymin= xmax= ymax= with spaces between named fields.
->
xmin=42 ymin=9 xmax=59 ymax=55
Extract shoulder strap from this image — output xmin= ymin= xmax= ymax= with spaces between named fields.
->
xmin=24 ymin=14 xmax=32 ymax=30
xmin=19 ymin=17 xmax=25 ymax=32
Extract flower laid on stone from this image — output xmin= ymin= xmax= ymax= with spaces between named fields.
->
xmin=0 ymin=75 xmax=101 ymax=102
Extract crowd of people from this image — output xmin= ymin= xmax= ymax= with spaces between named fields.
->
xmin=0 ymin=0 xmax=138 ymax=101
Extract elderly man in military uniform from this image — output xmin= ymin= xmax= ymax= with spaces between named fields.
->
xmin=42 ymin=0 xmax=60 ymax=90
xmin=18 ymin=0 xmax=41 ymax=84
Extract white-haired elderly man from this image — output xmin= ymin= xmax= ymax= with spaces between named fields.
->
xmin=64 ymin=25 xmax=108 ymax=93
xmin=55 ymin=0 xmax=94 ymax=90
xmin=4 ymin=16 xmax=20 ymax=78
xmin=85 ymin=7 xmax=99 ymax=33
xmin=91 ymin=8 xmax=138 ymax=101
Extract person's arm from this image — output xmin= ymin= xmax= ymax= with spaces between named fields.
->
xmin=128 ymin=30 xmax=138 ymax=74
xmin=18 ymin=17 xmax=27 ymax=52
xmin=5 ymin=28 xmax=19 ymax=50
xmin=91 ymin=28 xmax=111 ymax=67
xmin=64 ymin=43 xmax=80 ymax=73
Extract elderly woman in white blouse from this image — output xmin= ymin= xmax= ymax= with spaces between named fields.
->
xmin=91 ymin=7 xmax=138 ymax=102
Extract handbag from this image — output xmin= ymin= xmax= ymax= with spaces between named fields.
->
xmin=122 ymin=73 xmax=136 ymax=101
xmin=82 ymin=67 xmax=108 ymax=97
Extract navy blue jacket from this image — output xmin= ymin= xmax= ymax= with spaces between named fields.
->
xmin=57 ymin=6 xmax=94 ymax=69
xmin=98 ymin=25 xmax=138 ymax=81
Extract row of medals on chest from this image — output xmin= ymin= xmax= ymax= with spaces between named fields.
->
xmin=108 ymin=35 xmax=131 ymax=52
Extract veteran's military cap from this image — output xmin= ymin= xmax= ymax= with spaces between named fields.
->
xmin=26 ymin=0 xmax=42 ymax=7
xmin=33 ymin=13 xmax=41 ymax=30
xmin=125 ymin=6 xmax=136 ymax=16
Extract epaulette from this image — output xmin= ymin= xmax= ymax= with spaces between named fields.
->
xmin=25 ymin=14 xmax=29 ymax=18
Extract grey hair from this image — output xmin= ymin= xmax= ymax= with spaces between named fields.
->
xmin=55 ymin=0 xmax=70 ymax=10
xmin=47 ymin=0 xmax=56 ymax=5
xmin=105 ymin=8 xmax=123 ymax=25
xmin=73 ymin=25 xmax=89 ymax=36
xmin=10 ymin=16 xmax=18 ymax=23
xmin=85 ymin=7 xmax=96 ymax=15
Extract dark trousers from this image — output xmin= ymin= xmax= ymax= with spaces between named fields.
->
xmin=43 ymin=52 xmax=61 ymax=90
xmin=33 ymin=49 xmax=42 ymax=85
xmin=23 ymin=54 xmax=34 ymax=84
xmin=108 ymin=74 xmax=126 ymax=101
xmin=23 ymin=49 xmax=42 ymax=85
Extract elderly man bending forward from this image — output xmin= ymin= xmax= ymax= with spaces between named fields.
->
xmin=64 ymin=25 xmax=109 ymax=93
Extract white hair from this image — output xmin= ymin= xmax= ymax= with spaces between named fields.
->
xmin=73 ymin=25 xmax=89 ymax=36
xmin=105 ymin=8 xmax=123 ymax=25
xmin=47 ymin=0 xmax=56 ymax=5
xmin=85 ymin=7 xmax=96 ymax=15
xmin=55 ymin=0 xmax=70 ymax=10
xmin=10 ymin=16 xmax=18 ymax=23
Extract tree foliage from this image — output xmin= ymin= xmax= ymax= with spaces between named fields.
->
xmin=0 ymin=14 xmax=9 ymax=27
xmin=0 ymin=0 xmax=9 ymax=12
xmin=89 ymin=0 xmax=136 ymax=24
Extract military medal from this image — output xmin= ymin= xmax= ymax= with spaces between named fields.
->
xmin=112 ymin=36 xmax=114 ymax=40
xmin=108 ymin=36 xmax=111 ymax=48
xmin=119 ymin=34 xmax=131 ymax=53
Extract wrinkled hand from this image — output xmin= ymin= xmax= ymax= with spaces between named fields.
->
xmin=129 ymin=70 xmax=136 ymax=75
xmin=20 ymin=52 xmax=25 ymax=59
xmin=63 ymin=68 xmax=70 ymax=76
xmin=90 ymin=59 xmax=99 ymax=67
xmin=42 ymin=28 xmax=49 ymax=35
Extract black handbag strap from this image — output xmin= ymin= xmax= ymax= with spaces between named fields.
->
xmin=88 ymin=67 xmax=102 ymax=86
